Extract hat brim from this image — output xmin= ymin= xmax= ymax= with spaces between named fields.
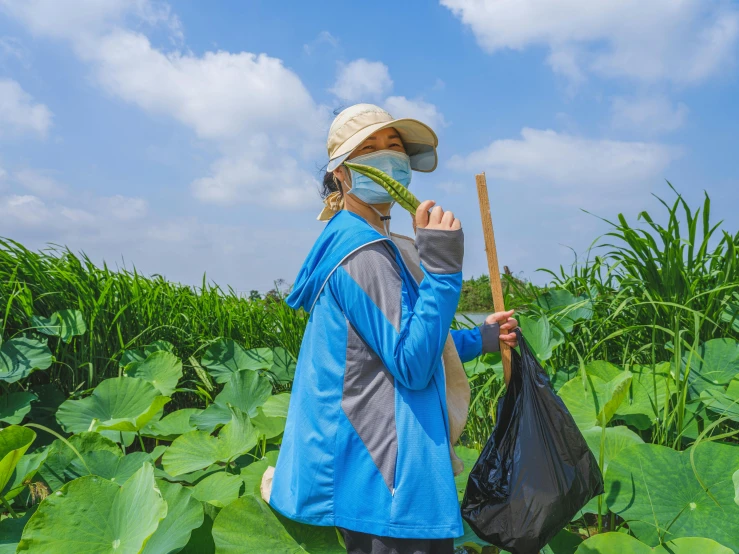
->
xmin=327 ymin=118 xmax=438 ymax=173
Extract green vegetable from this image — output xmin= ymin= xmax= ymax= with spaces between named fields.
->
xmin=344 ymin=162 xmax=420 ymax=214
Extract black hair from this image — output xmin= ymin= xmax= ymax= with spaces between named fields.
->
xmin=320 ymin=169 xmax=342 ymax=200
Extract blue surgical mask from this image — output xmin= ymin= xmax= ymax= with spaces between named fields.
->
xmin=345 ymin=150 xmax=412 ymax=205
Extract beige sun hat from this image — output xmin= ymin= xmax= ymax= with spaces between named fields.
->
xmin=326 ymin=103 xmax=439 ymax=173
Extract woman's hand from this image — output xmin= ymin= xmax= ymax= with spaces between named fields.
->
xmin=487 ymin=309 xmax=519 ymax=348
xmin=414 ymin=200 xmax=461 ymax=231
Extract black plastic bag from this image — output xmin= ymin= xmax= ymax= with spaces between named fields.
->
xmin=461 ymin=329 xmax=603 ymax=554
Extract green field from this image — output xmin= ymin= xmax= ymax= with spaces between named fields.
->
xmin=1 ymin=187 xmax=738 ymax=553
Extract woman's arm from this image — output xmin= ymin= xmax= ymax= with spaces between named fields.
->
xmin=450 ymin=322 xmax=501 ymax=363
xmin=329 ymin=227 xmax=464 ymax=391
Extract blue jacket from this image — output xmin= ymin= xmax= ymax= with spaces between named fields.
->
xmin=270 ymin=210 xmax=490 ymax=539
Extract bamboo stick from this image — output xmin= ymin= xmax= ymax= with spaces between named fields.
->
xmin=475 ymin=173 xmax=512 ymax=386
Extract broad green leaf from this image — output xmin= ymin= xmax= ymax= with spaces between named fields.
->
xmin=453 ymin=445 xmax=479 ymax=501
xmin=275 ymin=511 xmax=345 ymax=554
xmin=0 ymin=391 xmax=37 ymax=424
xmin=163 ymin=407 xmax=259 ymax=476
xmin=607 ymin=442 xmax=739 ymax=549
xmin=17 ymin=463 xmax=167 ymax=553
xmin=141 ymin=480 xmax=204 ymax=554
xmin=191 ymin=370 xmax=272 ymax=432
xmin=211 ymin=494 xmax=304 ymax=554
xmin=31 ymin=309 xmax=86 ymax=343
xmin=201 ymin=339 xmax=269 ymax=383
xmin=558 ymin=372 xmax=632 ymax=430
xmin=268 ymin=347 xmax=297 ymax=384
xmin=239 ymin=451 xmax=279 ymax=495
xmin=2 ymin=448 xmax=48 ymax=501
xmin=699 ymin=378 xmax=739 ymax=422
xmin=38 ymin=432 xmax=121 ymax=491
xmin=56 ymin=376 xmax=170 ymax=434
xmin=252 ymin=394 xmax=290 ymax=439
xmin=143 ymin=408 xmax=202 ymax=441
xmin=68 ymin=451 xmax=151 ymax=485
xmin=124 ymin=350 xmax=182 ymax=396
xmin=0 ymin=337 xmax=52 ymax=383
xmin=0 ymin=425 xmax=35 ymax=494
xmin=734 ymin=469 xmax=739 ymax=506
xmin=575 ymin=532 xmax=734 ymax=553
xmin=583 ymin=361 xmax=621 ymax=382
xmin=179 ymin=502 xmax=217 ymax=554
xmin=519 ymin=315 xmax=560 ymax=362
xmin=0 ymin=507 xmax=35 ymax=554
xmin=535 ymin=289 xmax=593 ymax=334
xmin=120 ymin=340 xmax=174 ymax=367
xmin=684 ymin=338 xmax=739 ymax=395
xmin=581 ymin=426 xmax=644 ymax=475
xmin=191 ymin=472 xmax=243 ymax=508
xmin=614 ymin=364 xmax=672 ymax=430
xmin=541 ymin=529 xmax=583 ymax=554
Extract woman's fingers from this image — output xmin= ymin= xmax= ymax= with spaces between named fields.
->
xmin=500 ymin=318 xmax=518 ymax=332
xmin=429 ymin=205 xmax=444 ymax=226
xmin=415 ymin=200 xmax=436 ymax=229
xmin=485 ymin=309 xmax=515 ymax=325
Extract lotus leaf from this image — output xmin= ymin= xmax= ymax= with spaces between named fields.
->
xmin=141 ymin=480 xmax=204 ymax=554
xmin=0 ymin=507 xmax=35 ymax=554
xmin=0 ymin=337 xmax=52 ymax=383
xmin=558 ymin=372 xmax=632 ymax=429
xmin=575 ymin=532 xmax=733 ymax=553
xmin=275 ymin=510 xmax=346 ymax=554
xmin=124 ymin=350 xmax=182 ymax=396
xmin=2 ymin=447 xmax=48 ymax=501
xmin=56 ymin=376 xmax=170 ymax=434
xmin=17 ymin=463 xmax=167 ymax=553
xmin=68 ymin=451 xmax=151 ymax=484
xmin=581 ymin=425 xmax=643 ymax=474
xmin=519 ymin=315 xmax=562 ymax=362
xmin=211 ymin=494 xmax=305 ymax=553
xmin=607 ymin=442 xmax=739 ymax=549
xmin=0 ymin=426 xmax=35 ymax=497
xmin=252 ymin=393 xmax=291 ymax=439
xmin=0 ymin=391 xmax=37 ymax=425
xmin=240 ymin=451 xmax=279 ymax=495
xmin=699 ymin=377 xmax=739 ymax=422
xmin=190 ymin=370 xmax=272 ymax=432
xmin=453 ymin=445 xmax=479 ymax=501
xmin=734 ymin=469 xmax=739 ymax=506
xmin=201 ymin=339 xmax=269 ymax=383
xmin=143 ymin=408 xmax=202 ymax=440
xmin=120 ymin=340 xmax=174 ymax=367
xmin=684 ymin=338 xmax=739 ymax=395
xmin=39 ymin=432 xmax=122 ymax=491
xmin=535 ymin=289 xmax=593 ymax=333
xmin=31 ymin=309 xmax=86 ymax=343
xmin=192 ymin=472 xmax=243 ymax=507
xmin=162 ymin=407 xmax=259 ymax=476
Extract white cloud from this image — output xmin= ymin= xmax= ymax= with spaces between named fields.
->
xmin=97 ymin=195 xmax=148 ymax=220
xmin=0 ymin=78 xmax=52 ymax=138
xmin=611 ymin=95 xmax=689 ymax=134
xmin=384 ymin=96 xmax=447 ymax=130
xmin=1 ymin=0 xmax=330 ymax=208
xmin=448 ymin=128 xmax=681 ymax=207
xmin=441 ymin=0 xmax=739 ymax=85
xmin=0 ymin=194 xmax=50 ymax=227
xmin=303 ymin=31 xmax=338 ymax=55
xmin=330 ymin=59 xmax=393 ymax=102
xmin=14 ymin=169 xmax=66 ymax=197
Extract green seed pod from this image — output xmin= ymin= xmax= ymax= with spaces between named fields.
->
xmin=343 ymin=162 xmax=421 ymax=215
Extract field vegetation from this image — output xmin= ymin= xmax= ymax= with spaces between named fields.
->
xmin=1 ymin=187 xmax=738 ymax=553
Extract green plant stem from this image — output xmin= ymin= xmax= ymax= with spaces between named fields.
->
xmin=0 ymin=493 xmax=19 ymax=518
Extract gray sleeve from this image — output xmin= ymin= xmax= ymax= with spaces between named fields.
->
xmin=479 ymin=322 xmax=500 ymax=353
xmin=414 ymin=227 xmax=464 ymax=274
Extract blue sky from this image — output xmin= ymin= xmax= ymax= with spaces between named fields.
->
xmin=1 ymin=1 xmax=738 ymax=294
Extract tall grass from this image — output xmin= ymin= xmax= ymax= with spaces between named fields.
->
xmin=0 ymin=238 xmax=306 ymax=393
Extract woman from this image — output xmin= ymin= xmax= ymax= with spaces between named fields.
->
xmin=269 ymin=103 xmax=519 ymax=554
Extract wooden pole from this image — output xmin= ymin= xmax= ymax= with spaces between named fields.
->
xmin=475 ymin=173 xmax=512 ymax=386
